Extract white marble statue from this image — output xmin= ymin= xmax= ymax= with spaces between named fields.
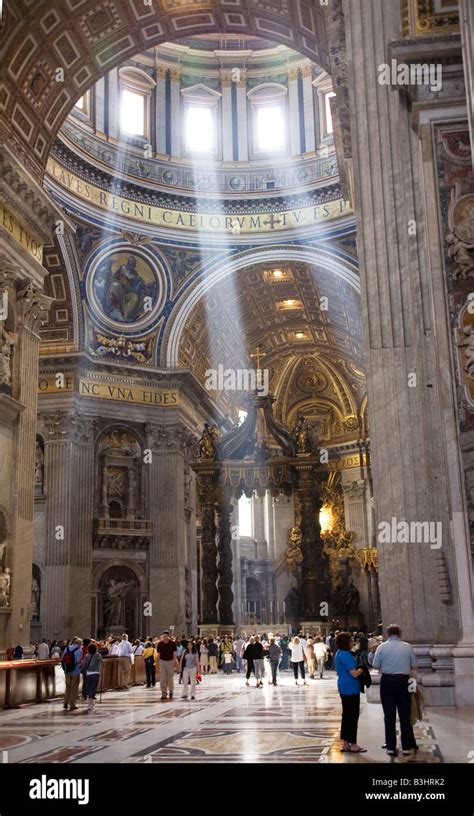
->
xmin=0 ymin=326 xmax=16 ymax=387
xmin=0 ymin=567 xmax=11 ymax=607
xmin=458 ymin=325 xmax=474 ymax=377
xmin=34 ymin=442 xmax=44 ymax=485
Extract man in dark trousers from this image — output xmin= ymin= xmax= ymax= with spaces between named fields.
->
xmin=373 ymin=624 xmax=418 ymax=756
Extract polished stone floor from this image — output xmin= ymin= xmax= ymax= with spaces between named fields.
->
xmin=0 ymin=671 xmax=472 ymax=764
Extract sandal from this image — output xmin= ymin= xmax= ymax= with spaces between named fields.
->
xmin=349 ymin=746 xmax=367 ymax=753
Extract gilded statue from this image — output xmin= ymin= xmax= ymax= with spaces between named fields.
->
xmin=320 ymin=483 xmax=358 ymax=593
xmin=198 ymin=423 xmax=220 ymax=459
xmin=291 ymin=414 xmax=312 ymax=454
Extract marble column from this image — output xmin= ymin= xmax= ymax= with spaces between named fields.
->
xmin=240 ymin=558 xmax=249 ymax=624
xmin=39 ymin=410 xmax=95 ymax=638
xmin=94 ymin=77 xmax=106 ymax=137
xmin=145 ymin=424 xmax=193 ymax=633
xmin=264 ymin=492 xmax=276 ymax=560
xmin=170 ymin=69 xmax=181 ymax=159
xmin=220 ymin=73 xmax=234 ymax=163
xmin=1 ymin=281 xmax=51 ymax=646
xmin=155 ymin=66 xmax=167 ymax=156
xmin=236 ymin=74 xmax=249 ymax=161
xmin=108 ymin=67 xmax=119 ymax=140
xmin=288 ymin=67 xmax=301 ymax=157
xmin=252 ymin=495 xmax=265 ymax=552
xmin=340 ymin=0 xmax=472 ymax=660
xmin=301 ymin=63 xmax=316 ymax=155
xmin=216 ymin=492 xmax=234 ymax=625
xmin=341 ymin=476 xmax=370 ymax=546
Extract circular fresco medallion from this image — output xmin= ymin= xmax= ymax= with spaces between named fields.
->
xmin=86 ymin=245 xmax=166 ymax=332
xmin=452 ymin=194 xmax=474 ymax=246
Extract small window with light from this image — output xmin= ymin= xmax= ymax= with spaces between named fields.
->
xmin=120 ymin=88 xmax=146 ymax=136
xmin=248 ymin=84 xmax=288 ymax=157
xmin=72 ymin=92 xmax=90 ymax=119
xmin=325 ymin=91 xmax=336 ymax=135
xmin=181 ymin=84 xmax=221 ymax=157
xmin=313 ymin=73 xmax=336 ymax=144
xmin=118 ymin=67 xmax=155 ymax=140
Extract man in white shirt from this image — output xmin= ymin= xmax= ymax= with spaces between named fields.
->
xmin=37 ymin=639 xmax=50 ymax=660
xmin=117 ymin=634 xmax=133 ymax=689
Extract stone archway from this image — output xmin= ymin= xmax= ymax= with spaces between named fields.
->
xmin=1 ymin=0 xmax=329 ymax=178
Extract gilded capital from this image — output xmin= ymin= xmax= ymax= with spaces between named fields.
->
xmin=39 ymin=410 xmax=96 ymax=443
xmin=16 ymin=281 xmax=53 ymax=335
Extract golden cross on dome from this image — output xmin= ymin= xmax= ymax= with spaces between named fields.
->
xmin=250 ymin=346 xmax=265 ymax=369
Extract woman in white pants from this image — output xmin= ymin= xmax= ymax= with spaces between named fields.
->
xmin=180 ymin=641 xmax=201 ymax=701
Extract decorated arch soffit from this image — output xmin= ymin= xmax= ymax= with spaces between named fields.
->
xmin=173 ymin=248 xmax=366 ymax=436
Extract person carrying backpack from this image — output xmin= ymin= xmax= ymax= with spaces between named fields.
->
xmin=61 ymin=637 xmax=83 ymax=710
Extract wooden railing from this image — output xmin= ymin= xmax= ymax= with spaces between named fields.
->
xmin=0 ymin=655 xmax=147 ymax=708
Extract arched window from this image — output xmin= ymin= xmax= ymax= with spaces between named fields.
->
xmin=181 ymin=84 xmax=221 ymax=156
xmin=247 ymin=83 xmax=288 ymax=157
xmin=119 ymin=67 xmax=155 ymax=139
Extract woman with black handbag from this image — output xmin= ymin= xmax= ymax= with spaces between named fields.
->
xmin=334 ymin=632 xmax=367 ymax=753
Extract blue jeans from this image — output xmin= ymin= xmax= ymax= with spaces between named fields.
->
xmin=85 ymin=674 xmax=100 ymax=700
xmin=235 ymin=654 xmax=243 ymax=672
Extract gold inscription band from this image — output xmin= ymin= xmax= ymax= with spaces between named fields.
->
xmin=46 ymin=157 xmax=352 ymax=236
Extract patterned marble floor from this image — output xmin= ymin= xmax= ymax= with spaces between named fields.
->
xmin=0 ymin=671 xmax=471 ymax=764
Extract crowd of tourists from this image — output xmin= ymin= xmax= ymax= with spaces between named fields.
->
xmin=5 ymin=624 xmax=418 ymax=758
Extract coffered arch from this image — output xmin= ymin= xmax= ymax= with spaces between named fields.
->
xmin=174 ymin=244 xmax=365 ymax=439
xmin=166 ymin=243 xmax=360 ymax=368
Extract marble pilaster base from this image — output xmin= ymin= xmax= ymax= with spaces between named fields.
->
xmin=453 ymin=643 xmax=474 ymax=706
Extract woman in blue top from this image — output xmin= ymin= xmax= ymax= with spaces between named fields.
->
xmin=334 ymin=632 xmax=367 ymax=752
